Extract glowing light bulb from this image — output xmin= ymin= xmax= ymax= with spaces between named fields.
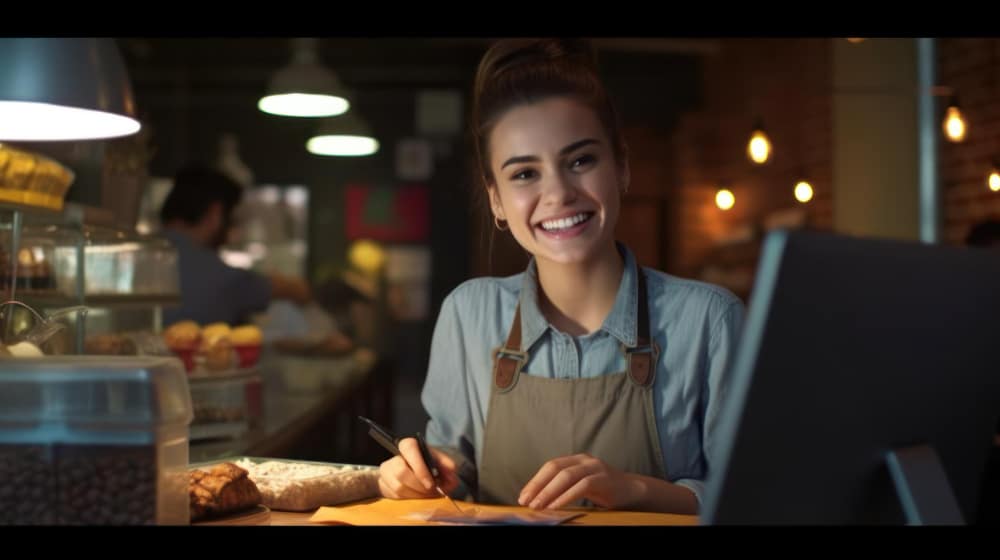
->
xmin=989 ymin=169 xmax=1000 ymax=192
xmin=794 ymin=181 xmax=814 ymax=203
xmin=747 ymin=129 xmax=771 ymax=164
xmin=943 ymin=102 xmax=967 ymax=142
xmin=716 ymin=189 xmax=735 ymax=211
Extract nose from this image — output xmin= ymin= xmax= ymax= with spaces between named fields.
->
xmin=540 ymin=169 xmax=578 ymax=206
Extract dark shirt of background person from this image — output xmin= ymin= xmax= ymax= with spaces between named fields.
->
xmin=159 ymin=163 xmax=310 ymax=326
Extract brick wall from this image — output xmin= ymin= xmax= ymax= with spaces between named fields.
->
xmin=938 ymin=38 xmax=1000 ymax=246
xmin=667 ymin=38 xmax=834 ymax=281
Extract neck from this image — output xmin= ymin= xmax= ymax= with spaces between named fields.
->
xmin=535 ymin=241 xmax=625 ymax=337
xmin=164 ymin=221 xmax=213 ymax=248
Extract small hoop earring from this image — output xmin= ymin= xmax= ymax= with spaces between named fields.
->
xmin=494 ymin=216 xmax=509 ymax=231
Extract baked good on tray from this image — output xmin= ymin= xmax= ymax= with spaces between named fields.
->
xmin=189 ymin=462 xmax=262 ymax=521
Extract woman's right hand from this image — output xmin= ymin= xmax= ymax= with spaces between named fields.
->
xmin=377 ymin=437 xmax=461 ymax=499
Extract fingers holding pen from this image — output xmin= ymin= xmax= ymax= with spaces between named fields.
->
xmin=428 ymin=447 xmax=461 ymax=494
xmin=376 ymin=440 xmax=463 ymax=499
xmin=398 ymin=437 xmax=437 ymax=491
xmin=378 ymin=453 xmax=436 ymax=499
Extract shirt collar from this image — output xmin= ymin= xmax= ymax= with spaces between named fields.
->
xmin=516 ymin=243 xmax=639 ymax=351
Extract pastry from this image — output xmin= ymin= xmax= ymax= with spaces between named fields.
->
xmin=163 ymin=320 xmax=200 ymax=349
xmin=201 ymin=323 xmax=231 ymax=346
xmin=189 ymin=462 xmax=261 ymax=521
xmin=230 ymin=325 xmax=262 ymax=346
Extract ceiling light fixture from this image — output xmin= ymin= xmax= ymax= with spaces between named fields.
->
xmin=258 ymin=38 xmax=350 ymax=118
xmin=307 ymin=112 xmax=379 ymax=157
xmin=0 ymin=38 xmax=141 ymax=141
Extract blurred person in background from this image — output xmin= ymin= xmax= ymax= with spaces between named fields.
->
xmin=263 ymin=275 xmax=378 ymax=355
xmin=159 ymin=162 xmax=311 ymax=326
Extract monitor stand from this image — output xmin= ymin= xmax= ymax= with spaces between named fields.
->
xmin=885 ymin=444 xmax=964 ymax=525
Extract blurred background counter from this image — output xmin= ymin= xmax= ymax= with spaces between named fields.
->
xmin=189 ymin=347 xmax=395 ymax=466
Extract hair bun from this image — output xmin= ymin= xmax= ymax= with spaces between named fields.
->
xmin=486 ymin=38 xmax=598 ymax=80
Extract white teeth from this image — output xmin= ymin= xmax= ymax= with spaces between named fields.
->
xmin=540 ymin=212 xmax=591 ymax=232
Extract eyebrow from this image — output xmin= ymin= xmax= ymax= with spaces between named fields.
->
xmin=499 ymin=138 xmax=600 ymax=170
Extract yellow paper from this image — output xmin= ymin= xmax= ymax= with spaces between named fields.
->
xmin=419 ymin=506 xmax=583 ymax=525
xmin=309 ymin=497 xmax=698 ymax=526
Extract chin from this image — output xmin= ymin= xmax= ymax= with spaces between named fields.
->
xmin=535 ymin=244 xmax=603 ymax=267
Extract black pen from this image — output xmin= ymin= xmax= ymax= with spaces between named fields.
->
xmin=358 ymin=416 xmax=464 ymax=514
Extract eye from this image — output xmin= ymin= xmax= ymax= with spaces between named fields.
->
xmin=510 ymin=168 xmax=537 ymax=181
xmin=570 ymin=154 xmax=596 ymax=170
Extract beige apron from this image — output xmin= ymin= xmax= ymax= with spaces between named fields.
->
xmin=476 ymin=265 xmax=668 ymax=505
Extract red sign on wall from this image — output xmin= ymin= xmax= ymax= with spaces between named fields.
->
xmin=345 ymin=183 xmax=429 ymax=242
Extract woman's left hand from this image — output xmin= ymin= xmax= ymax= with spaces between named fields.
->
xmin=517 ymin=453 xmax=641 ymax=510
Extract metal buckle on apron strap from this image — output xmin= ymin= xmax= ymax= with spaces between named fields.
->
xmin=492 ymin=347 xmax=528 ymax=392
xmin=623 ymin=342 xmax=658 ymax=387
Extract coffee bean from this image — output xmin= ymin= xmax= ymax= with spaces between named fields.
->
xmin=0 ymin=444 xmax=166 ymax=526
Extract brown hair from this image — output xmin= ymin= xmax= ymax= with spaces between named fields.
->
xmin=471 ymin=37 xmax=628 ymax=191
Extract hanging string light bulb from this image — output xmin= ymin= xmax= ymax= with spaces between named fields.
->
xmin=794 ymin=179 xmax=814 ymax=203
xmin=988 ymin=161 xmax=1000 ymax=192
xmin=716 ymin=188 xmax=735 ymax=211
xmin=943 ymin=96 xmax=968 ymax=142
xmin=747 ymin=117 xmax=771 ymax=164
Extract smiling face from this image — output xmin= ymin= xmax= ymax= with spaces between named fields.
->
xmin=486 ymin=96 xmax=629 ymax=267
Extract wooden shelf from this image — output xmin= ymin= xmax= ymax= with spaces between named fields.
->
xmin=15 ymin=292 xmax=179 ymax=309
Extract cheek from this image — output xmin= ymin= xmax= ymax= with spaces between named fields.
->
xmin=501 ymin=189 xmax=537 ymax=222
xmin=587 ymin=174 xmax=622 ymax=214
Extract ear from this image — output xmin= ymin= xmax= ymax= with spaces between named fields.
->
xmin=205 ymin=201 xmax=224 ymax=224
xmin=619 ymin=159 xmax=631 ymax=194
xmin=487 ymin=186 xmax=506 ymax=221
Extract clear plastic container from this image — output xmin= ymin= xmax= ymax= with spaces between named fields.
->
xmin=50 ymin=226 xmax=179 ymax=298
xmin=0 ymin=355 xmax=193 ymax=525
xmin=187 ymin=369 xmax=256 ymax=440
xmin=191 ymin=456 xmax=379 ymax=511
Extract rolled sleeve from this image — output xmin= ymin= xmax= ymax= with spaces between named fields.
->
xmin=421 ymin=291 xmax=478 ymax=489
xmin=673 ymin=477 xmax=706 ymax=507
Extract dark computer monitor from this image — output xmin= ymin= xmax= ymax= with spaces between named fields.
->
xmin=702 ymin=229 xmax=1000 ymax=525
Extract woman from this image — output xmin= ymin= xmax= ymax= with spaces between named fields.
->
xmin=378 ymin=38 xmax=744 ymax=514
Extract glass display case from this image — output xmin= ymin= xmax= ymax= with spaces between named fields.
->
xmin=0 ymin=204 xmax=180 ymax=355
xmin=0 ymin=200 xmax=263 ymax=445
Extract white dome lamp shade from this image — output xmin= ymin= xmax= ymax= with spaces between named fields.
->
xmin=307 ymin=112 xmax=379 ymax=157
xmin=258 ymin=38 xmax=350 ymax=118
xmin=0 ymin=38 xmax=141 ymax=141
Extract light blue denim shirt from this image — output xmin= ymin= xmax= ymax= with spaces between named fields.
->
xmin=421 ymin=243 xmax=745 ymax=506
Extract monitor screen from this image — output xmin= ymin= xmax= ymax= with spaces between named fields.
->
xmin=702 ymin=229 xmax=1000 ymax=524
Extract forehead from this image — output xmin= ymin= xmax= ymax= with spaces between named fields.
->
xmin=489 ymin=97 xmax=606 ymax=162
